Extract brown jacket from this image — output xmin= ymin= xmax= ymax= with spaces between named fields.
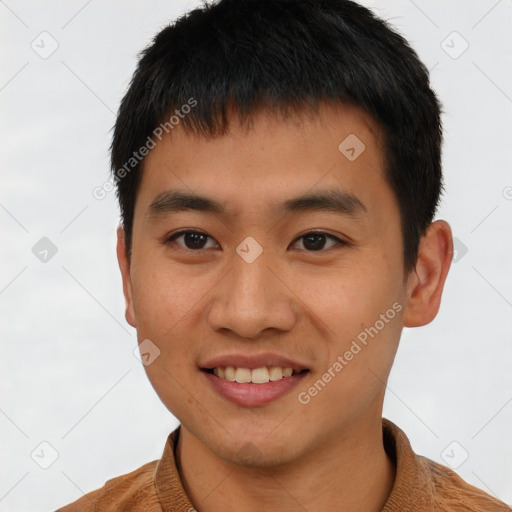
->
xmin=56 ymin=419 xmax=510 ymax=511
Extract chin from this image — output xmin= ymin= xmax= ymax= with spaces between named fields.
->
xmin=206 ymin=425 xmax=307 ymax=469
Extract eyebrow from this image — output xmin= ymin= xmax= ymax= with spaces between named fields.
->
xmin=282 ymin=189 xmax=366 ymax=216
xmin=148 ymin=190 xmax=224 ymax=216
xmin=147 ymin=189 xmax=366 ymax=218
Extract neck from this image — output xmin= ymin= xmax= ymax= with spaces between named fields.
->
xmin=176 ymin=417 xmax=395 ymax=512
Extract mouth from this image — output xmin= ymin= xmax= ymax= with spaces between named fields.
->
xmin=201 ymin=366 xmax=310 ymax=384
xmin=200 ymin=363 xmax=311 ymax=407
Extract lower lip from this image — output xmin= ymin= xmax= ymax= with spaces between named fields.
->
xmin=202 ymin=370 xmax=310 ymax=407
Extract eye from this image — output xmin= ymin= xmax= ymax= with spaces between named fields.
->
xmin=164 ymin=230 xmax=219 ymax=251
xmin=291 ymin=232 xmax=345 ymax=252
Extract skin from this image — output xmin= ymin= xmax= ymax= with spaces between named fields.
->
xmin=117 ymin=102 xmax=453 ymax=512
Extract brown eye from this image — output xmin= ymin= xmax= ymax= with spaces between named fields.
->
xmin=183 ymin=232 xmax=208 ymax=249
xmin=292 ymin=232 xmax=344 ymax=252
xmin=302 ymin=234 xmax=327 ymax=251
xmin=166 ymin=231 xmax=219 ymax=250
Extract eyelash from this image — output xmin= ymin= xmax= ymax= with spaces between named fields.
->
xmin=163 ymin=230 xmax=347 ymax=253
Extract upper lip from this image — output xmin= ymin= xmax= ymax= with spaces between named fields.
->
xmin=200 ymin=352 xmax=310 ymax=371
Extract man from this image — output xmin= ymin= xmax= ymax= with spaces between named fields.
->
xmin=57 ymin=0 xmax=510 ymax=510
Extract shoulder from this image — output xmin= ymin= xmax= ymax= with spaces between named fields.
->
xmin=382 ymin=419 xmax=510 ymax=512
xmin=55 ymin=459 xmax=161 ymax=512
xmin=419 ymin=456 xmax=511 ymax=512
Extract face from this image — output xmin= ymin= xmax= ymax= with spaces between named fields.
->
xmin=119 ymin=102 xmax=415 ymax=466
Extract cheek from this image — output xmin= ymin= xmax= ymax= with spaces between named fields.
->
xmin=300 ymin=258 xmax=403 ymax=388
xmin=129 ymin=262 xmax=206 ymax=417
xmin=298 ymin=299 xmax=403 ymax=429
xmin=300 ymin=261 xmax=399 ymax=335
xmin=130 ymin=260 xmax=207 ymax=340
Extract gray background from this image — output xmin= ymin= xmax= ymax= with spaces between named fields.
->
xmin=1 ymin=0 xmax=511 ymax=510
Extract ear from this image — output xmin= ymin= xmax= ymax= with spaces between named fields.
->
xmin=116 ymin=226 xmax=136 ymax=328
xmin=403 ymin=220 xmax=453 ymax=327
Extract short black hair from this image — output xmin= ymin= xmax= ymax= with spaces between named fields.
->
xmin=111 ymin=0 xmax=443 ymax=271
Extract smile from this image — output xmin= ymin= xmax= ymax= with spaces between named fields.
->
xmin=205 ymin=366 xmax=307 ymax=384
xmin=201 ymin=366 xmax=310 ymax=407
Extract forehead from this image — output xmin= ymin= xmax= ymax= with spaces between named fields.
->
xmin=136 ymin=102 xmax=393 ymax=221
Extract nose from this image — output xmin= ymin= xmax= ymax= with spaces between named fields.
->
xmin=206 ymin=248 xmax=299 ymax=339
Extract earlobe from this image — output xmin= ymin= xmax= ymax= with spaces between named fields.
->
xmin=403 ymin=220 xmax=453 ymax=328
xmin=116 ymin=226 xmax=137 ymax=328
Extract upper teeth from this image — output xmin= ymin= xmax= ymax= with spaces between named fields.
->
xmin=213 ymin=366 xmax=295 ymax=384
